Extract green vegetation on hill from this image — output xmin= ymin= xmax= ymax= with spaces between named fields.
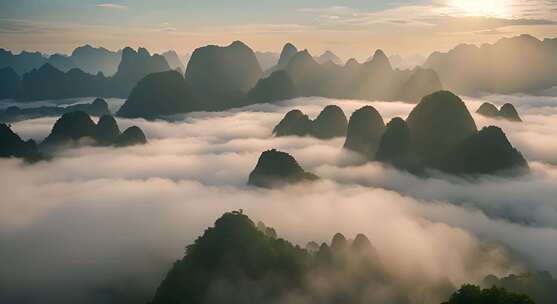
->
xmin=442 ymin=284 xmax=534 ymax=304
xmin=248 ymin=149 xmax=318 ymax=188
xmin=484 ymin=272 xmax=557 ymax=304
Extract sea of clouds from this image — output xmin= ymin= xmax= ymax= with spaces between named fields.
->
xmin=1 ymin=95 xmax=557 ymax=303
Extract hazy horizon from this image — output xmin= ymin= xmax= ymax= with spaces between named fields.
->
xmin=2 ymin=0 xmax=557 ymax=60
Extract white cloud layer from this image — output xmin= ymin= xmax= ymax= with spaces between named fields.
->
xmin=2 ymin=95 xmax=557 ymax=303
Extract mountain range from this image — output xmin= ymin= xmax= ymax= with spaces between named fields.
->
xmin=0 ymin=45 xmax=185 ymax=77
xmin=117 ymin=41 xmax=442 ymax=118
xmin=424 ymin=34 xmax=557 ymax=95
xmin=8 ymin=47 xmax=171 ymax=101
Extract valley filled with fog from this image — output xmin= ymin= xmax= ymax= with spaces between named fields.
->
xmin=2 ymin=94 xmax=556 ymax=303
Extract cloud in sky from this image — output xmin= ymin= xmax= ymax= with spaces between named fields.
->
xmin=95 ymin=3 xmax=127 ymax=10
xmin=1 ymin=1 xmax=557 ymax=61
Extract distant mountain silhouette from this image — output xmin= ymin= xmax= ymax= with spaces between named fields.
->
xmin=246 ymin=71 xmax=296 ymax=104
xmin=186 ymin=41 xmax=262 ymax=97
xmin=476 ymin=102 xmax=522 ymax=122
xmin=0 ymin=123 xmax=43 ymax=161
xmin=0 ymin=98 xmax=110 ymax=122
xmin=270 ymin=48 xmax=442 ymax=102
xmin=17 ymin=47 xmax=171 ymax=101
xmin=117 ymin=71 xmax=194 ymax=118
xmin=0 ymin=45 xmax=122 ymax=76
xmin=70 ymin=45 xmax=122 ymax=75
xmin=343 ymin=106 xmax=386 ymax=157
xmin=47 ymin=54 xmax=77 ymax=72
xmin=273 ymin=105 xmax=348 ymax=139
xmin=41 ymin=111 xmax=147 ymax=150
xmin=11 ymin=40 xmax=444 ymax=117
xmin=0 ymin=67 xmax=21 ymax=99
xmin=19 ymin=64 xmax=110 ymax=101
xmin=424 ymin=34 xmax=557 ymax=95
xmin=255 ymin=51 xmax=279 ymax=71
xmin=0 ymin=49 xmax=47 ymax=75
xmin=161 ymin=50 xmax=185 ymax=72
xmin=315 ymin=50 xmax=343 ymax=65
xmin=110 ymin=47 xmax=171 ymax=97
xmin=248 ymin=149 xmax=318 ymax=188
xmin=264 ymin=43 xmax=299 ymax=76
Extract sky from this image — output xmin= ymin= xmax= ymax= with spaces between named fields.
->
xmin=1 ymin=0 xmax=557 ymax=62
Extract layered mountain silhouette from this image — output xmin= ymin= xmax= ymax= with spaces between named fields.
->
xmin=477 ymin=102 xmax=522 ymax=122
xmin=248 ymin=149 xmax=318 ymax=188
xmin=0 ymin=67 xmax=21 ymax=99
xmin=0 ymin=49 xmax=47 ymax=75
xmin=0 ymin=98 xmax=110 ymax=122
xmin=273 ymin=105 xmax=348 ymax=139
xmin=315 ymin=50 xmax=343 ymax=65
xmin=0 ymin=45 xmax=123 ymax=76
xmin=186 ymin=41 xmax=262 ymax=99
xmin=343 ymin=106 xmax=386 ymax=157
xmin=161 ymin=50 xmax=185 ymax=72
xmin=0 ymin=123 xmax=44 ymax=161
xmin=261 ymin=47 xmax=442 ymax=103
xmin=263 ymin=43 xmax=298 ymax=76
xmin=255 ymin=51 xmax=279 ymax=71
xmin=117 ymin=71 xmax=194 ymax=118
xmin=19 ymin=64 xmax=110 ymax=101
xmin=370 ymin=91 xmax=528 ymax=176
xmin=109 ymin=47 xmax=171 ymax=97
xmin=246 ymin=71 xmax=296 ymax=104
xmin=151 ymin=211 xmax=458 ymax=304
xmin=17 ymin=47 xmax=171 ymax=101
xmin=119 ymin=41 xmax=270 ymax=117
xmin=41 ymin=111 xmax=147 ymax=150
xmin=101 ymin=41 xmax=442 ymax=118
xmin=70 ymin=45 xmax=122 ymax=75
xmin=424 ymin=34 xmax=557 ymax=95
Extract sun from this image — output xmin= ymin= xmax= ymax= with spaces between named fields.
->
xmin=449 ymin=0 xmax=511 ymax=17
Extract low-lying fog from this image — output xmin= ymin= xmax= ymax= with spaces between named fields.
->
xmin=2 ymin=95 xmax=557 ymax=303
